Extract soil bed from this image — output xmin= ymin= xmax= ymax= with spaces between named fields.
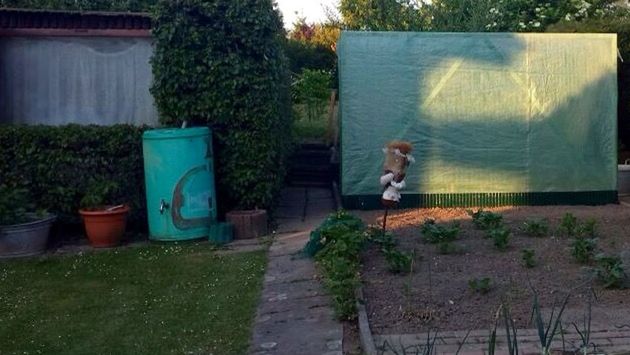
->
xmin=354 ymin=205 xmax=630 ymax=335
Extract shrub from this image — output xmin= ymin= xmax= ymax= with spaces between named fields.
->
xmin=468 ymin=277 xmax=492 ymax=294
xmin=522 ymin=218 xmax=549 ymax=237
xmin=0 ymin=124 xmax=146 ymax=229
xmin=571 ymin=237 xmax=597 ymax=264
xmin=151 ymin=0 xmax=292 ymax=212
xmin=382 ymin=248 xmax=413 ymax=274
xmin=595 ymin=254 xmax=627 ymax=289
xmin=306 ymin=211 xmax=366 ymax=319
xmin=421 ymin=219 xmax=460 ymax=244
xmin=488 ymin=227 xmax=511 ymax=251
xmin=293 ymin=69 xmax=332 ymax=121
xmin=521 ymin=249 xmax=536 ymax=268
xmin=468 ymin=209 xmax=503 ymax=230
xmin=559 ymin=212 xmax=578 ymax=237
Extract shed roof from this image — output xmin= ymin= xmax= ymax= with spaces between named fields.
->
xmin=0 ymin=8 xmax=152 ymax=36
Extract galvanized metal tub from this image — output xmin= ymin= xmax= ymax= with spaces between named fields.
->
xmin=619 ymin=161 xmax=630 ymax=197
xmin=0 ymin=213 xmax=56 ymax=258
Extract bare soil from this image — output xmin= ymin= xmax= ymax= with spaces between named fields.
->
xmin=354 ymin=205 xmax=630 ymax=335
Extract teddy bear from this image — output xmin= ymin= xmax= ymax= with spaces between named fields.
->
xmin=380 ymin=140 xmax=414 ymax=230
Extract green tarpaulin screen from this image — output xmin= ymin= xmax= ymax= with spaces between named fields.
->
xmin=338 ymin=32 xmax=618 ymax=209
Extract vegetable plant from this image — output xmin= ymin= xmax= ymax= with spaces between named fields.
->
xmin=0 ymin=185 xmax=33 ymax=225
xmin=488 ymin=227 xmax=511 ymax=251
xmin=522 ymin=218 xmax=549 ymax=237
xmin=570 ymin=237 xmax=597 ymax=264
xmin=559 ymin=213 xmax=578 ymax=237
xmin=383 ymin=248 xmax=414 ymax=274
xmin=421 ymin=219 xmax=460 ymax=244
xmin=531 ymin=290 xmax=570 ymax=355
xmin=595 ymin=254 xmax=626 ymax=289
xmin=468 ymin=209 xmax=503 ymax=230
xmin=577 ymin=218 xmax=597 ymax=238
xmin=469 ymin=277 xmax=492 ymax=294
xmin=521 ymin=249 xmax=536 ymax=268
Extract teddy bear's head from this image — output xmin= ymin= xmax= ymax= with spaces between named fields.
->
xmin=382 ymin=140 xmax=414 ymax=176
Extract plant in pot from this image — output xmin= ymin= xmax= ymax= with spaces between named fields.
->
xmin=79 ymin=180 xmax=130 ymax=248
xmin=0 ymin=184 xmax=56 ymax=258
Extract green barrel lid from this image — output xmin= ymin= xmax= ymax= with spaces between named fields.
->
xmin=143 ymin=127 xmax=210 ymax=140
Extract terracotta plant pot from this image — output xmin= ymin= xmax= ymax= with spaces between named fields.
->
xmin=79 ymin=205 xmax=130 ymax=248
xmin=226 ymin=210 xmax=268 ymax=240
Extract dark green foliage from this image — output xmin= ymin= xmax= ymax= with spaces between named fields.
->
xmin=421 ymin=219 xmax=460 ymax=244
xmin=307 ymin=211 xmax=366 ymax=319
xmin=571 ymin=237 xmax=597 ymax=264
xmin=577 ymin=218 xmax=597 ymax=238
xmin=79 ymin=180 xmax=121 ymax=210
xmin=0 ymin=0 xmax=157 ymax=11
xmin=595 ymin=254 xmax=627 ymax=289
xmin=469 ymin=209 xmax=503 ymax=230
xmin=0 ymin=125 xmax=146 ymax=228
xmin=488 ymin=227 xmax=511 ymax=251
xmin=303 ymin=210 xmax=365 ymax=257
xmin=382 ymin=248 xmax=413 ymax=274
xmin=559 ymin=212 xmax=578 ymax=237
xmin=366 ymin=227 xmax=396 ymax=249
xmin=0 ymin=185 xmax=33 ymax=225
xmin=284 ymin=40 xmax=337 ymax=76
xmin=522 ymin=249 xmax=536 ymax=268
xmin=469 ymin=277 xmax=492 ymax=294
xmin=522 ymin=218 xmax=549 ymax=237
xmin=293 ymin=69 xmax=332 ymax=121
xmin=150 ymin=0 xmax=292 ymax=212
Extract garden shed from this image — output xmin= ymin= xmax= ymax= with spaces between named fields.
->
xmin=338 ymin=31 xmax=618 ymax=209
xmin=0 ymin=8 xmax=157 ymax=126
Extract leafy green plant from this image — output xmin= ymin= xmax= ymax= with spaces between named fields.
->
xmin=308 ymin=211 xmax=367 ymax=319
xmin=570 ymin=237 xmax=597 ymax=264
xmin=0 ymin=125 xmax=146 ymax=228
xmin=293 ymin=69 xmax=332 ymax=121
xmin=559 ymin=212 xmax=578 ymax=237
xmin=468 ymin=209 xmax=503 ymax=230
xmin=595 ymin=254 xmax=627 ymax=289
xmin=421 ymin=219 xmax=460 ymax=244
xmin=577 ymin=218 xmax=597 ymax=238
xmin=79 ymin=180 xmax=120 ymax=210
xmin=488 ymin=227 xmax=511 ymax=251
xmin=521 ymin=249 xmax=536 ymax=268
xmin=151 ymin=0 xmax=292 ymax=212
xmin=469 ymin=277 xmax=492 ymax=294
xmin=0 ymin=185 xmax=33 ymax=225
xmin=383 ymin=248 xmax=413 ymax=274
xmin=365 ymin=227 xmax=396 ymax=249
xmin=522 ymin=218 xmax=549 ymax=237
xmin=304 ymin=210 xmax=365 ymax=257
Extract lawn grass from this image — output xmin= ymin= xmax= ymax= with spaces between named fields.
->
xmin=0 ymin=244 xmax=266 ymax=354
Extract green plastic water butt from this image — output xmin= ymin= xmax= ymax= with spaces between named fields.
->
xmin=142 ymin=127 xmax=217 ymax=241
xmin=337 ymin=32 xmax=618 ymax=208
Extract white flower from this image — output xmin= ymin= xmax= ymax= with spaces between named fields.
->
xmin=565 ymin=13 xmax=573 ymax=21
xmin=519 ymin=22 xmax=526 ymax=28
xmin=533 ymin=21 xmax=541 ymax=27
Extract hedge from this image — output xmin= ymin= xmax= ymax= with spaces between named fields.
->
xmin=150 ymin=0 xmax=293 ymax=213
xmin=0 ymin=124 xmax=147 ymax=229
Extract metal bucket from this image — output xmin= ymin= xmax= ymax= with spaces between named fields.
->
xmin=0 ymin=213 xmax=56 ymax=258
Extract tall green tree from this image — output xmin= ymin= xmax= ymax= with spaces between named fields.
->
xmin=339 ymin=0 xmax=428 ymax=31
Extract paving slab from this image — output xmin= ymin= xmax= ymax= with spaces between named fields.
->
xmin=249 ymin=187 xmax=342 ymax=355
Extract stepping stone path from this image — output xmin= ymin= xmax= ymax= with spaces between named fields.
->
xmin=249 ymin=187 xmax=343 ymax=355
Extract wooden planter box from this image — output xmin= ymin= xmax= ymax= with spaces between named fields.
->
xmin=226 ymin=210 xmax=268 ymax=239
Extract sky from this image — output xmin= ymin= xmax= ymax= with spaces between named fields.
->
xmin=275 ymin=0 xmax=339 ymax=29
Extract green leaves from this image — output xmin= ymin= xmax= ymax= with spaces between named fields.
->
xmin=150 ymin=0 xmax=292 ymax=212
xmin=0 ymin=125 xmax=146 ymax=228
